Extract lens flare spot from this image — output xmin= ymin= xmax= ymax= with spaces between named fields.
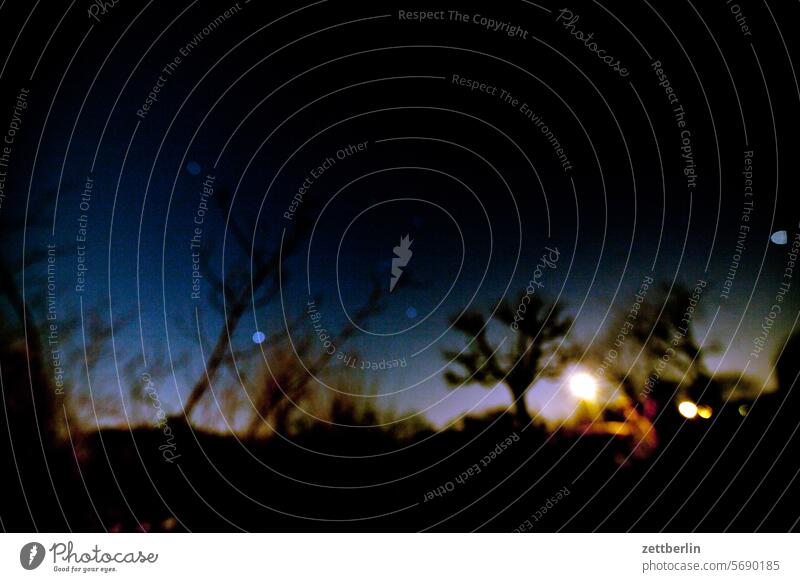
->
xmin=569 ymin=373 xmax=598 ymax=401
xmin=678 ymin=401 xmax=698 ymax=419
xmin=697 ymin=405 xmax=713 ymax=419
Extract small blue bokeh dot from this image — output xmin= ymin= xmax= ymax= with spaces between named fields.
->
xmin=186 ymin=161 xmax=202 ymax=175
xmin=405 ymin=307 xmax=417 ymax=319
xmin=252 ymin=331 xmax=266 ymax=344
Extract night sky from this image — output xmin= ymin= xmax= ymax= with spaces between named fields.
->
xmin=2 ymin=0 xmax=798 ymax=430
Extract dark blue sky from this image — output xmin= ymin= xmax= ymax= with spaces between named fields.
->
xmin=1 ymin=0 xmax=797 ymax=430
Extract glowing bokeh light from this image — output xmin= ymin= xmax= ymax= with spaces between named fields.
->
xmin=771 ymin=230 xmax=788 ymax=245
xmin=569 ymin=373 xmax=598 ymax=401
xmin=186 ymin=160 xmax=202 ymax=175
xmin=678 ymin=401 xmax=698 ymax=419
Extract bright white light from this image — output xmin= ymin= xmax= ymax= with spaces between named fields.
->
xmin=569 ymin=373 xmax=598 ymax=401
xmin=678 ymin=401 xmax=698 ymax=419
xmin=697 ymin=405 xmax=713 ymax=419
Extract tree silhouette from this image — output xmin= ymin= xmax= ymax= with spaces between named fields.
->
xmin=181 ymin=196 xmax=307 ymax=420
xmin=244 ymin=280 xmax=385 ymax=438
xmin=443 ymin=294 xmax=572 ymax=426
xmin=610 ymin=282 xmax=718 ymax=414
xmin=181 ymin=186 xmax=388 ymax=429
xmin=776 ymin=332 xmax=800 ymax=395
